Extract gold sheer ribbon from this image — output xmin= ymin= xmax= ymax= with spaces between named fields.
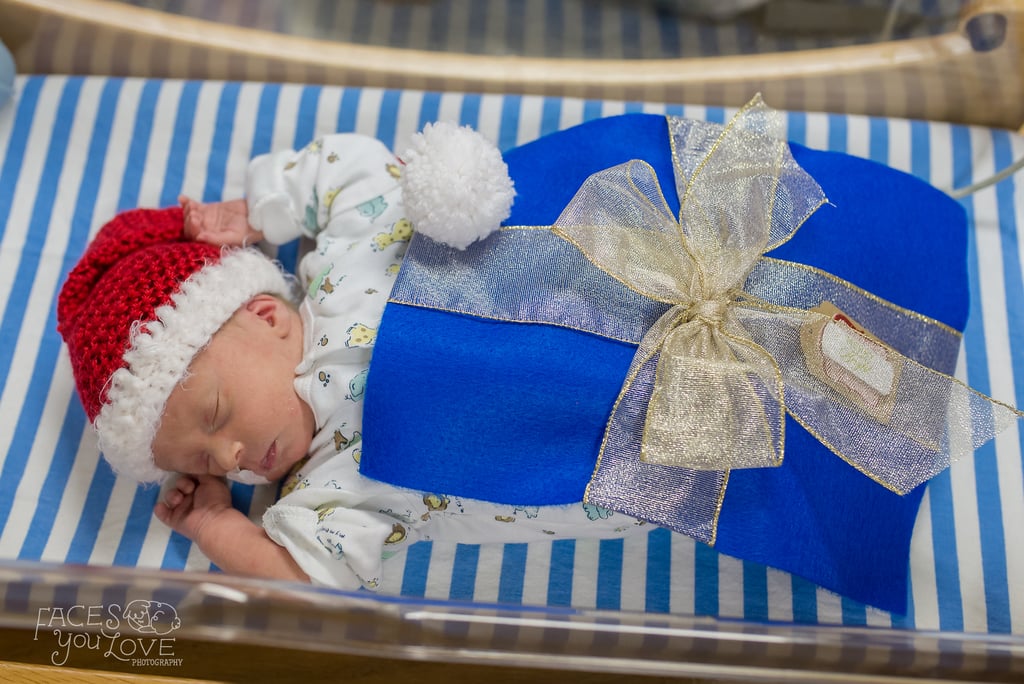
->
xmin=552 ymin=95 xmax=1022 ymax=494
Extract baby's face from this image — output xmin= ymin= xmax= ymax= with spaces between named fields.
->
xmin=152 ymin=295 xmax=314 ymax=482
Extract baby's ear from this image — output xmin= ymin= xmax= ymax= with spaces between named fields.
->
xmin=245 ymin=294 xmax=291 ymax=336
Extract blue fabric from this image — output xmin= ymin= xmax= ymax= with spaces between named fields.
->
xmin=365 ymin=307 xmax=636 ymax=503
xmin=362 ymin=114 xmax=969 ymax=612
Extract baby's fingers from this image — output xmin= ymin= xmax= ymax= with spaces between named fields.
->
xmin=153 ymin=500 xmax=176 ymax=526
xmin=179 ymin=197 xmax=206 ymax=240
xmin=155 ymin=476 xmax=194 ymax=515
xmin=174 ymin=475 xmax=198 ymax=495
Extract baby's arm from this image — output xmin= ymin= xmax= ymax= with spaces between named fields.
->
xmin=182 ymin=135 xmax=400 ymax=248
xmin=155 ymin=475 xmax=309 ymax=582
xmin=245 ymin=135 xmax=402 ymax=245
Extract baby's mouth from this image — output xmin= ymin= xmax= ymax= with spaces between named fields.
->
xmin=260 ymin=441 xmax=277 ymax=474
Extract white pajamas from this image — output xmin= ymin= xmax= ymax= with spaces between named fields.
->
xmin=245 ymin=134 xmax=647 ymax=591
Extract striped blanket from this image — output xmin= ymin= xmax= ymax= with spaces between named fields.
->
xmin=0 ymin=75 xmax=1021 ymax=636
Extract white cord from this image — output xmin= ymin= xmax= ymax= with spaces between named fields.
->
xmin=947 ymin=155 xmax=1024 ymax=199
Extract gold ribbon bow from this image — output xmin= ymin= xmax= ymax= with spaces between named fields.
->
xmin=553 ymin=95 xmax=1021 ymax=494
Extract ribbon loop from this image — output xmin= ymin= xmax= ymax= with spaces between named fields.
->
xmin=555 ymin=95 xmax=819 ymax=474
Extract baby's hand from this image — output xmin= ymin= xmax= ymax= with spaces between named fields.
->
xmin=154 ymin=474 xmax=234 ymax=543
xmin=179 ymin=195 xmax=264 ymax=247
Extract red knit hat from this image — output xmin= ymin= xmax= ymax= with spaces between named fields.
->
xmin=57 ymin=206 xmax=297 ymax=483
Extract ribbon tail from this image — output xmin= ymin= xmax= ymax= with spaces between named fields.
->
xmin=641 ymin=311 xmax=785 ymax=471
xmin=586 ymin=304 xmax=729 ymax=544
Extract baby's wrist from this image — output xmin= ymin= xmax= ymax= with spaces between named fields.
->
xmin=193 ymin=505 xmax=251 ymax=551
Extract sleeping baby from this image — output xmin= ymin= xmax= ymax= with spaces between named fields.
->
xmin=56 ymin=132 xmax=648 ymax=589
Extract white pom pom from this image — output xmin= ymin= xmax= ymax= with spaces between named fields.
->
xmin=400 ymin=121 xmax=515 ymax=250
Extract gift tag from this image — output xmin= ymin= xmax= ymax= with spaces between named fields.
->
xmin=801 ymin=302 xmax=901 ymax=423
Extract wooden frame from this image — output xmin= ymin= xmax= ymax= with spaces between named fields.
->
xmin=1 ymin=0 xmax=1022 ymax=129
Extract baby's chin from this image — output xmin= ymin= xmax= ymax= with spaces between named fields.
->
xmin=272 ymin=431 xmax=315 ymax=482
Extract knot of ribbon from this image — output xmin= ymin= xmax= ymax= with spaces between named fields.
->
xmin=686 ymin=297 xmax=732 ymax=326
xmin=552 ymin=95 xmax=1022 ymax=494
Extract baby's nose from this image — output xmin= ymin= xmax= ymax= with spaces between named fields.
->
xmin=209 ymin=439 xmax=242 ymax=474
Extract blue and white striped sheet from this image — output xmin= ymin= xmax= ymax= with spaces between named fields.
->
xmin=0 ymin=75 xmax=1021 ymax=636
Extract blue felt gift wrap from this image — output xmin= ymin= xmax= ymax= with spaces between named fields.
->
xmin=361 ymin=113 xmax=969 ymax=613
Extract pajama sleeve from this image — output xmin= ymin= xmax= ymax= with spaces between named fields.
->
xmin=244 ymin=133 xmax=408 ymax=331
xmin=245 ymin=134 xmax=405 ymax=247
xmin=262 ymin=489 xmax=425 ymax=590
